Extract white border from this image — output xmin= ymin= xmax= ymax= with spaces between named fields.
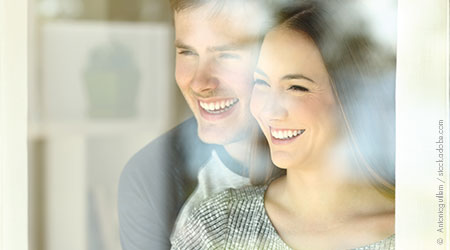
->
xmin=396 ymin=0 xmax=449 ymax=249
xmin=0 ymin=0 xmax=29 ymax=249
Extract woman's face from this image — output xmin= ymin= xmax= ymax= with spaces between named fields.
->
xmin=250 ymin=27 xmax=341 ymax=169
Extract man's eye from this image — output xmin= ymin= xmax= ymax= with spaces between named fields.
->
xmin=288 ymin=85 xmax=309 ymax=92
xmin=254 ymin=79 xmax=270 ymax=87
xmin=218 ymin=53 xmax=240 ymax=60
xmin=178 ymin=50 xmax=197 ymax=56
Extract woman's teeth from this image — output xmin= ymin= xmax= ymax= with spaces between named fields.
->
xmin=199 ymin=98 xmax=238 ymax=114
xmin=271 ymin=129 xmax=305 ymax=140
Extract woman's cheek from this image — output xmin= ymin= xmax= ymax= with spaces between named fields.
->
xmin=250 ymin=87 xmax=267 ymax=118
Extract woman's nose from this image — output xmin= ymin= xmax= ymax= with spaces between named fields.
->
xmin=261 ymin=92 xmax=288 ymax=121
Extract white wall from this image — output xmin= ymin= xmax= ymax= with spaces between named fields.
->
xmin=0 ymin=0 xmax=29 ymax=250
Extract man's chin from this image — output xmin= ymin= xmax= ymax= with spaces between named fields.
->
xmin=197 ymin=124 xmax=245 ymax=145
xmin=198 ymin=128 xmax=231 ymax=145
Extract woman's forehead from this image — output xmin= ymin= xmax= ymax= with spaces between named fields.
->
xmin=258 ymin=28 xmax=324 ymax=71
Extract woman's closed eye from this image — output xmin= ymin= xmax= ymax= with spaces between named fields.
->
xmin=288 ymin=85 xmax=309 ymax=92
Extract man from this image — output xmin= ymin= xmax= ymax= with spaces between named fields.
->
xmin=118 ymin=1 xmax=273 ymax=249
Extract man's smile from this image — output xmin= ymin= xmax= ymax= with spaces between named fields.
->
xmin=198 ymin=98 xmax=239 ymax=114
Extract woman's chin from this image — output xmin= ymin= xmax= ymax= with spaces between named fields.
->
xmin=270 ymin=151 xmax=300 ymax=170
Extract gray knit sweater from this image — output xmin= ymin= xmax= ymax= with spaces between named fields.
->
xmin=171 ymin=185 xmax=395 ymax=250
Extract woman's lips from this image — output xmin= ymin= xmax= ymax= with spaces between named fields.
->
xmin=198 ymin=98 xmax=239 ymax=121
xmin=270 ymin=127 xmax=305 ymax=145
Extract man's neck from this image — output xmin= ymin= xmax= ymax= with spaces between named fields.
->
xmin=223 ymin=137 xmax=253 ymax=169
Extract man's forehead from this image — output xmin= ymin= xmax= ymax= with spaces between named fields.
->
xmin=174 ymin=1 xmax=271 ymax=41
xmin=174 ymin=0 xmax=262 ymax=17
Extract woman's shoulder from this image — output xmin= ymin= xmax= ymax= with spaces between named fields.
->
xmin=193 ymin=184 xmax=267 ymax=208
xmin=191 ymin=184 xmax=267 ymax=219
xmin=171 ymin=188 xmax=232 ymax=249
xmin=227 ymin=184 xmax=267 ymax=201
xmin=353 ymin=234 xmax=395 ymax=250
xmin=171 ymin=185 xmax=268 ymax=249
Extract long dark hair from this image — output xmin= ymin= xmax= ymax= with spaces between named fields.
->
xmin=253 ymin=0 xmax=396 ymax=197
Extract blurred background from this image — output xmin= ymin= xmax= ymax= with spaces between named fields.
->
xmin=27 ymin=1 xmax=191 ymax=250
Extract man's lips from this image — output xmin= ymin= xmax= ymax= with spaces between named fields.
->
xmin=196 ymin=97 xmax=239 ymax=121
xmin=269 ymin=127 xmax=305 ymax=144
xmin=198 ymin=98 xmax=239 ymax=114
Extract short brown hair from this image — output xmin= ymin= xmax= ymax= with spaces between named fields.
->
xmin=170 ymin=0 xmax=285 ymax=12
xmin=170 ymin=0 xmax=236 ymax=12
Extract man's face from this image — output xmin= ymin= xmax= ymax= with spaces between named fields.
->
xmin=174 ymin=3 xmax=261 ymax=145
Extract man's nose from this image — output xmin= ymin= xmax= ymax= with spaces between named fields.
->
xmin=261 ymin=92 xmax=288 ymax=121
xmin=190 ymin=58 xmax=219 ymax=94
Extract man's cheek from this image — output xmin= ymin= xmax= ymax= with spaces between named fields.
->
xmin=217 ymin=64 xmax=253 ymax=85
xmin=230 ymin=72 xmax=254 ymax=91
xmin=175 ymin=64 xmax=193 ymax=89
xmin=216 ymin=56 xmax=254 ymax=73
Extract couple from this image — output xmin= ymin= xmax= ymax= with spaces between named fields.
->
xmin=119 ymin=0 xmax=396 ymax=249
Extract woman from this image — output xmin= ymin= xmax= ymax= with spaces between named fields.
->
xmin=172 ymin=1 xmax=395 ymax=249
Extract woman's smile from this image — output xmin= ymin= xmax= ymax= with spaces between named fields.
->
xmin=269 ymin=127 xmax=305 ymax=145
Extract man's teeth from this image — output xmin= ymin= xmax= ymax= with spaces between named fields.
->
xmin=200 ymin=99 xmax=238 ymax=113
xmin=271 ymin=129 xmax=305 ymax=140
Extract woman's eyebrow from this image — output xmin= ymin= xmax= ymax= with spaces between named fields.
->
xmin=254 ymin=68 xmax=268 ymax=77
xmin=281 ymin=74 xmax=315 ymax=83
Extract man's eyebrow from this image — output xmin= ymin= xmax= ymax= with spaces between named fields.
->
xmin=174 ymin=40 xmax=194 ymax=50
xmin=282 ymin=74 xmax=315 ymax=83
xmin=211 ymin=44 xmax=246 ymax=51
xmin=212 ymin=38 xmax=259 ymax=51
xmin=174 ymin=41 xmax=243 ymax=52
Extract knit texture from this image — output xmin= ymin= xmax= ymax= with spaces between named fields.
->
xmin=171 ymin=185 xmax=395 ymax=250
